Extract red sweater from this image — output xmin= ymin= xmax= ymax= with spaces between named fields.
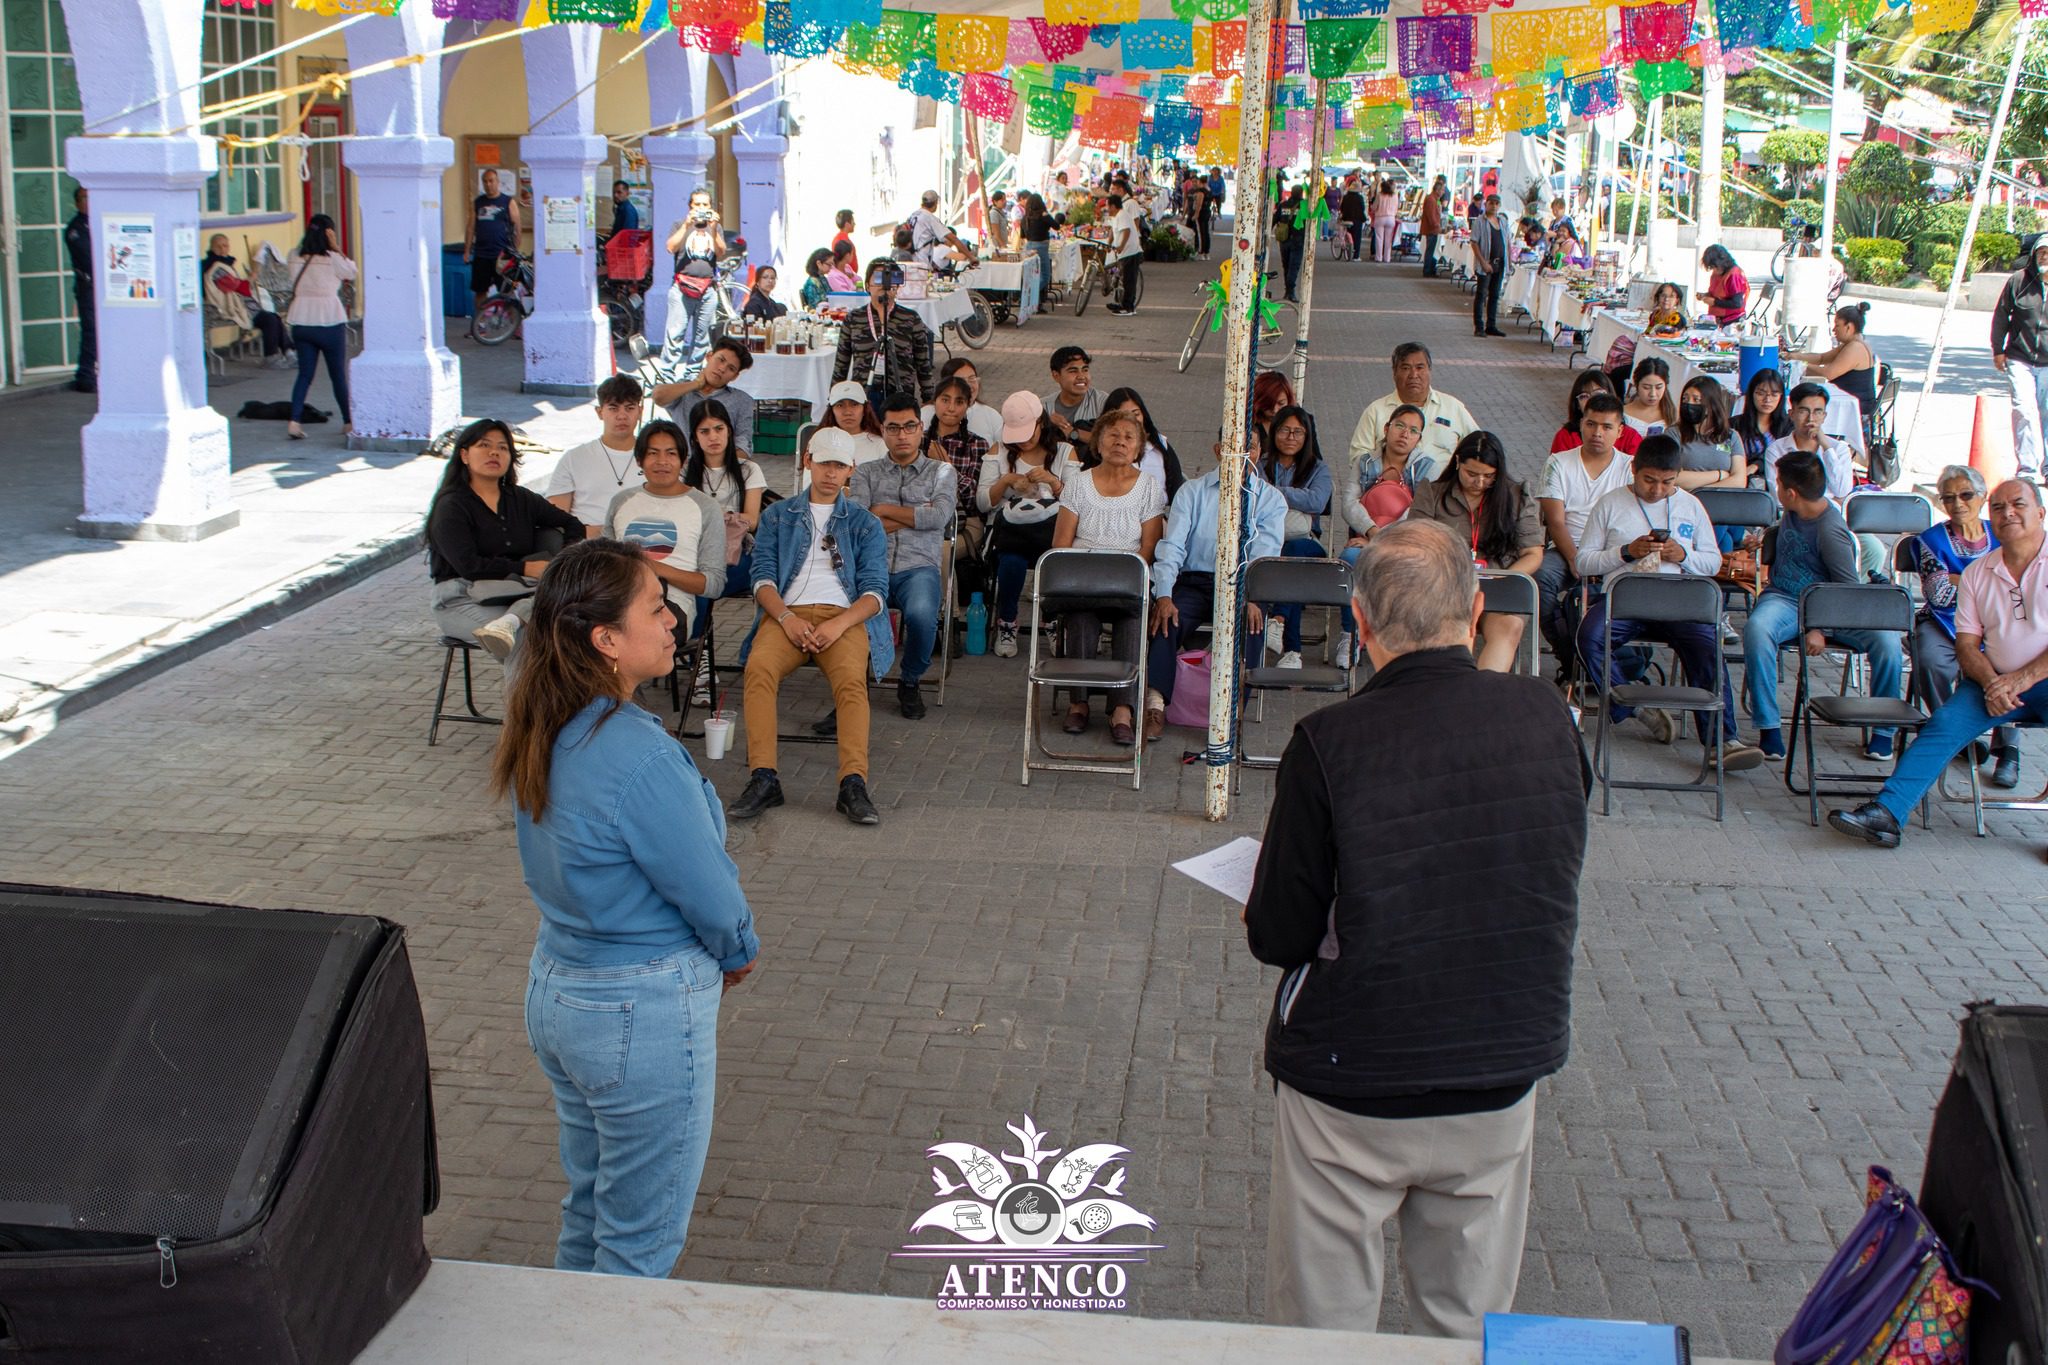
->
xmin=1550 ymin=424 xmax=1642 ymax=455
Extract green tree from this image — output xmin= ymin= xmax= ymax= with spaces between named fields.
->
xmin=1842 ymin=141 xmax=1921 ymax=238
xmin=1759 ymin=129 xmax=1831 ymax=196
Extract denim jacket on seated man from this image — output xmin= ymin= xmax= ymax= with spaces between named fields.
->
xmin=741 ymin=489 xmax=896 ymax=678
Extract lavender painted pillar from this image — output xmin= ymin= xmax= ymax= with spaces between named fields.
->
xmin=640 ymin=42 xmax=714 ymax=347
xmin=345 ymin=9 xmax=461 ymax=449
xmin=519 ymin=25 xmax=607 ymax=396
xmin=62 ymin=0 xmax=233 ymax=541
xmin=731 ymin=49 xmax=789 ymax=274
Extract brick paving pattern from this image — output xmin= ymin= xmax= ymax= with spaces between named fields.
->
xmin=2 ymin=248 xmax=2044 ymax=1358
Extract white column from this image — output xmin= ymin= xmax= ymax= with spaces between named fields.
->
xmin=731 ymin=49 xmax=789 ymax=272
xmin=642 ymin=41 xmax=714 ymax=346
xmin=1698 ymin=47 xmax=1726 ymax=298
xmin=63 ymin=0 xmax=233 ymax=541
xmin=519 ymin=25 xmax=607 ymax=396
xmin=1819 ymin=37 xmax=1849 ymax=264
xmin=345 ymin=9 xmax=460 ymax=448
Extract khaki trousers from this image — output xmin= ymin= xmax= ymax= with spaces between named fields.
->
xmin=743 ymin=604 xmax=870 ymax=781
xmin=1266 ymin=1081 xmax=1535 ymax=1338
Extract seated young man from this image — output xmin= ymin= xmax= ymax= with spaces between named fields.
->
xmin=729 ymin=429 xmax=891 ymax=827
xmin=1763 ymin=380 xmax=1884 ymax=577
xmin=850 ymin=390 xmax=953 ymax=720
xmin=653 ymin=336 xmax=757 ymax=454
xmin=1536 ymin=391 xmax=1634 ymax=668
xmin=1741 ymin=448 xmax=1905 ymax=761
xmin=1573 ymin=434 xmax=1764 ymax=771
xmin=1043 ymin=345 xmax=1104 ymax=443
xmin=548 ymin=374 xmax=646 ymax=532
xmin=1144 ymin=461 xmax=1288 ymax=741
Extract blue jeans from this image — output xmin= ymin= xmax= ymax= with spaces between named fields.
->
xmin=2008 ymin=357 xmax=2048 ymax=478
xmin=1268 ymin=536 xmax=1327 ymax=652
xmin=889 ymin=564 xmax=941 ymax=685
xmin=996 ymin=552 xmax=1031 ymax=624
xmin=1877 ymin=676 xmax=2048 ymax=822
xmin=525 ymin=944 xmax=723 ymax=1277
xmin=290 ymin=322 xmax=350 ymax=424
xmin=662 ymin=282 xmax=721 ymax=380
xmin=1578 ymin=595 xmax=1737 ymax=743
xmin=1741 ymin=591 xmax=1904 ymax=740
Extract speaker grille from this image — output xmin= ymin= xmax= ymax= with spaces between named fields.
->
xmin=0 ymin=891 xmax=382 ymax=1241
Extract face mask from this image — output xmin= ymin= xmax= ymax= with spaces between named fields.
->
xmin=1680 ymin=403 xmax=1705 ymax=426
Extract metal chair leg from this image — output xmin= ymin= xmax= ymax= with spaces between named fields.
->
xmin=428 ymin=645 xmax=457 ymax=746
xmin=459 ymin=645 xmax=485 ymax=717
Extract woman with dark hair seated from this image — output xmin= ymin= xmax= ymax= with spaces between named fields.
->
xmin=1407 ymin=431 xmax=1544 ymax=673
xmin=494 ymin=538 xmax=757 ymax=1279
xmin=1258 ymin=405 xmax=1334 ymax=669
xmin=1100 ymin=385 xmax=1187 ymax=500
xmin=426 ymin=418 xmax=587 ymax=666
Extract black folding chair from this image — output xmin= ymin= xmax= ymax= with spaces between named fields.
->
xmin=1240 ymin=556 xmax=1354 ymax=770
xmin=427 ymin=637 xmax=501 ymax=746
xmin=1591 ymin=573 xmax=1732 ymax=820
xmin=1480 ymin=570 xmax=1541 ymax=677
xmin=1023 ymin=549 xmax=1149 ymax=789
xmin=1844 ymin=490 xmax=1935 ymax=584
xmin=1783 ymin=582 xmax=1929 ymax=827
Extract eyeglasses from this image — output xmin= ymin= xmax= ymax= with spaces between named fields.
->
xmin=1937 ymin=492 xmax=1980 ymax=505
xmin=821 ymin=533 xmax=843 ymax=574
xmin=1386 ymin=423 xmax=1424 ymax=438
xmin=882 ymin=421 xmax=922 ymax=435
xmin=2011 ymin=586 xmax=2028 ymax=622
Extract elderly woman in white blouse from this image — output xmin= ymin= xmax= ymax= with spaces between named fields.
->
xmin=285 ymin=213 xmax=356 ymax=440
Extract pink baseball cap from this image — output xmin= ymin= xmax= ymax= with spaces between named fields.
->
xmin=999 ymin=390 xmax=1043 ymax=443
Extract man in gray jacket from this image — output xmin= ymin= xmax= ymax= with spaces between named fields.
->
xmin=851 ymin=390 xmax=952 ymax=719
xmin=1471 ymin=193 xmax=1507 ymax=338
xmin=1991 ymin=238 xmax=2048 ymax=478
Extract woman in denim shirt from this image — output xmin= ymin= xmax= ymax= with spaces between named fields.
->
xmin=493 ymin=540 xmax=760 ymax=1278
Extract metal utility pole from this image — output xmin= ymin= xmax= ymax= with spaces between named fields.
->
xmin=1818 ymin=36 xmax=1849 ymax=263
xmin=1205 ymin=0 xmax=1277 ymax=823
xmin=1698 ymin=22 xmax=1726 ymax=291
xmin=1906 ymin=18 xmax=2033 ymax=458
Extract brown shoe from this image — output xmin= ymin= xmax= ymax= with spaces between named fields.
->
xmin=1063 ymin=703 xmax=1090 ymax=735
xmin=1143 ymin=707 xmax=1166 ymax=742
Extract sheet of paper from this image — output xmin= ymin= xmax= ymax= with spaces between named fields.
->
xmin=1171 ymin=836 xmax=1262 ymax=904
xmin=1483 ymin=1313 xmax=1683 ymax=1365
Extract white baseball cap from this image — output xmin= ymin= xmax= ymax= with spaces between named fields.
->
xmin=999 ymin=390 xmax=1044 ymax=444
xmin=828 ymin=380 xmax=867 ymax=407
xmin=809 ymin=427 xmax=859 ymax=466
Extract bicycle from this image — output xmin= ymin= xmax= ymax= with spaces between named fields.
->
xmin=1176 ymin=263 xmax=1297 ymax=373
xmin=473 ymin=249 xmax=534 ymax=346
xmin=1770 ymin=213 xmax=1849 ymax=290
xmin=930 ymin=260 xmax=995 ymax=350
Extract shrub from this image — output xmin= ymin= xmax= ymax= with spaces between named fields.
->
xmin=1922 ymin=246 xmax=1959 ymax=283
xmin=1973 ymin=231 xmax=2020 ymax=269
xmin=1146 ymin=223 xmax=1193 ymax=262
xmin=1861 ymin=256 xmax=1908 ymax=286
xmin=1781 ymin=198 xmax=1823 ymax=232
xmin=1843 ymin=236 xmax=1906 ymax=284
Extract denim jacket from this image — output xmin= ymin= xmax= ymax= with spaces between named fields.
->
xmin=744 ymin=492 xmax=896 ymax=678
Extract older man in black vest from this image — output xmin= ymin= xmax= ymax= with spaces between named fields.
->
xmin=1246 ymin=518 xmax=1589 ymax=1337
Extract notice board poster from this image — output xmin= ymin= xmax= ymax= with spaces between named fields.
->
xmin=103 ymin=214 xmax=158 ymax=306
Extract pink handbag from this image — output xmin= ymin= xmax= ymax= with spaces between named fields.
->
xmin=1163 ymin=651 xmax=1211 ymax=729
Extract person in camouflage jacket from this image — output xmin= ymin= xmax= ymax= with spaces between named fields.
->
xmin=831 ymin=259 xmax=936 ymax=407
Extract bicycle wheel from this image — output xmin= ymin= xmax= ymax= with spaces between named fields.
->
xmin=603 ymin=299 xmax=635 ymax=343
xmin=1073 ymin=261 xmax=1096 ymax=315
xmin=1177 ymin=303 xmax=1210 ymax=372
xmin=956 ymin=291 xmax=995 ymax=349
xmin=1770 ymin=241 xmax=1792 ymax=284
xmin=474 ymin=296 xmax=519 ymax=346
xmin=1254 ymin=300 xmax=1300 ymax=370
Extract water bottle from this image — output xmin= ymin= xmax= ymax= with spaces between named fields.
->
xmin=964 ymin=592 xmax=989 ymax=656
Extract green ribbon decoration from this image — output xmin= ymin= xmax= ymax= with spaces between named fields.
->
xmin=1205 ymin=278 xmax=1230 ymax=332
xmin=1252 ymin=291 xmax=1279 ymax=331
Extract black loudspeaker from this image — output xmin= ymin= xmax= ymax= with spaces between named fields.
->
xmin=0 ymin=884 xmax=438 ymax=1363
xmin=1920 ymin=1002 xmax=2048 ymax=1365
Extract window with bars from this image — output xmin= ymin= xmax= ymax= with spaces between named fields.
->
xmin=202 ymin=0 xmax=281 ymax=217
xmin=5 ymin=0 xmax=84 ymax=372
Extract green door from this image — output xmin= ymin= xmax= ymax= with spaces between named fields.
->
xmin=2 ymin=0 xmax=81 ymax=381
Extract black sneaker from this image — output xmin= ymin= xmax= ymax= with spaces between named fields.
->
xmin=836 ymin=775 xmax=880 ymax=826
xmin=811 ymin=713 xmax=838 ymax=738
xmin=727 ymin=768 xmax=783 ymax=819
xmin=1992 ymin=746 xmax=2022 ymax=790
xmin=1827 ymin=801 xmax=1901 ymax=849
xmin=898 ymin=682 xmax=926 ymax=720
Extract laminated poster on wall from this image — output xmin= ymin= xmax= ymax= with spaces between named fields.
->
xmin=102 ymin=214 xmax=158 ymax=306
xmin=174 ymin=227 xmax=199 ymax=311
xmin=542 ymin=195 xmax=581 ymax=254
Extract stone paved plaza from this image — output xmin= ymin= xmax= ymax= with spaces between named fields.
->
xmin=2 ymin=251 xmax=2043 ymax=1359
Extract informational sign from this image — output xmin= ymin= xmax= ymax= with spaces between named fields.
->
xmin=102 ymin=214 xmax=158 ymax=306
xmin=542 ymin=195 xmax=581 ymax=254
xmin=173 ymin=226 xmax=198 ymax=311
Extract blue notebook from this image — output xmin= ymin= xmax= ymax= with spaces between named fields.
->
xmin=1483 ymin=1312 xmax=1691 ymax=1365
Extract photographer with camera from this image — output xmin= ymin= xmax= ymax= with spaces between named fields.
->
xmin=661 ymin=187 xmax=727 ymax=380
xmin=831 ymin=258 xmax=936 ymax=416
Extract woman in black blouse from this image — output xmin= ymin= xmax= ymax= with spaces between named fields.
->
xmin=427 ymin=417 xmax=586 ymax=666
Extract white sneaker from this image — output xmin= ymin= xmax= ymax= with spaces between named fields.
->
xmin=994 ymin=623 xmax=1018 ymax=658
xmin=1636 ymin=708 xmax=1676 ymax=744
xmin=1334 ymin=633 xmax=1354 ymax=670
xmin=1277 ymin=651 xmax=1303 ymax=670
xmin=1264 ymin=619 xmax=1284 ymax=658
xmin=473 ymin=612 xmax=520 ymax=660
xmin=1720 ymin=613 xmax=1739 ymax=645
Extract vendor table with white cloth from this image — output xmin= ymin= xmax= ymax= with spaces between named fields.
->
xmin=1584 ymin=309 xmax=1868 ymax=453
xmin=826 ymin=288 xmax=976 ymax=340
xmin=359 ymin=1260 xmax=1770 ymax=1365
xmin=1049 ymin=237 xmax=1085 ymax=286
xmin=961 ymin=255 xmax=1041 ymax=324
xmin=734 ymin=350 xmax=833 ymax=421
xmin=1504 ymin=264 xmax=1541 ymax=318
xmin=1541 ymin=277 xmax=1592 ymax=343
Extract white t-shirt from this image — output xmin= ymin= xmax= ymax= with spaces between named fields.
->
xmin=1623 ymin=412 xmax=1668 ymax=438
xmin=1059 ymin=467 xmax=1167 ymax=551
xmin=546 ymin=438 xmax=644 ymax=528
xmin=1761 ymin=434 xmax=1856 ymax=507
xmin=785 ymin=502 xmax=851 ymax=609
xmin=694 ymin=457 xmax=767 ymax=519
xmin=977 ymin=443 xmax=1079 ymax=513
xmin=1111 ymin=205 xmax=1144 ymax=262
xmin=604 ymin=485 xmax=720 ymax=629
xmin=1538 ymin=447 xmax=1636 ymax=545
xmin=1574 ymin=486 xmax=1722 ymax=582
xmin=909 ymin=208 xmax=950 ymax=266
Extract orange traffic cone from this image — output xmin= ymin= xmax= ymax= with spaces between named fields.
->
xmin=1970 ymin=392 xmax=2018 ymax=488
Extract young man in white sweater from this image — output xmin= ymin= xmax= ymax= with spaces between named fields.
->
xmin=1574 ymin=434 xmax=1764 ymax=771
